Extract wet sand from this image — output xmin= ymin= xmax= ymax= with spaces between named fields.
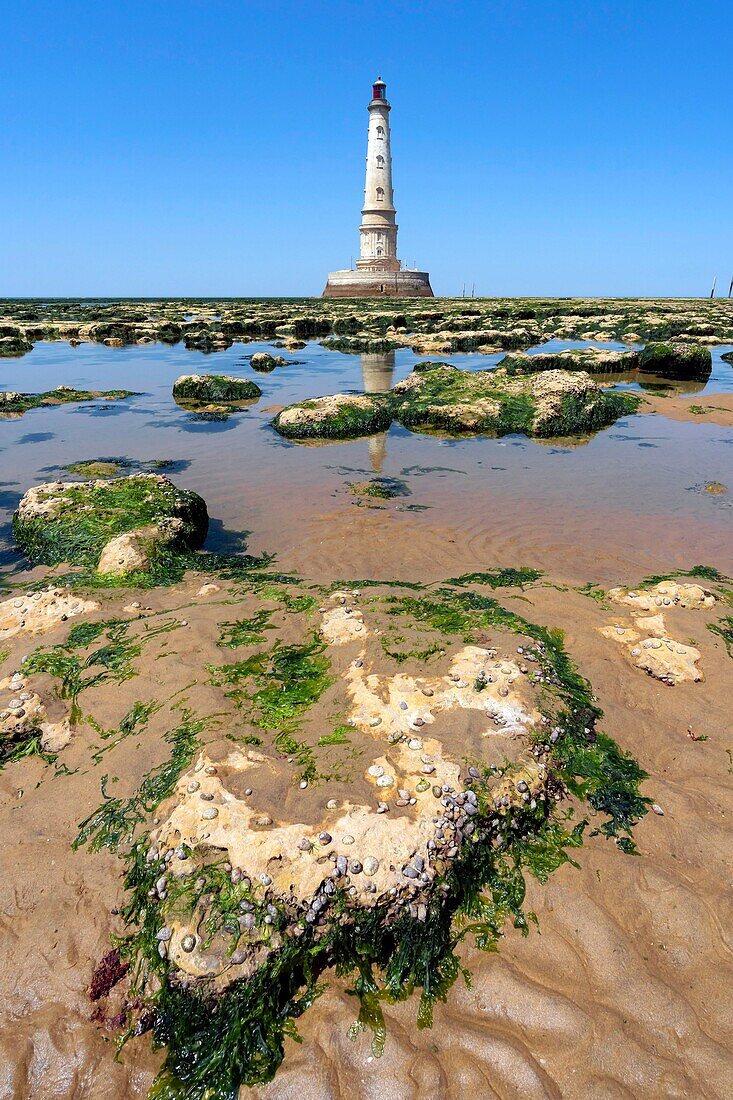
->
xmin=0 ymin=338 xmax=732 ymax=1099
xmin=642 ymin=391 xmax=733 ymax=427
xmin=0 ymin=562 xmax=731 ymax=1099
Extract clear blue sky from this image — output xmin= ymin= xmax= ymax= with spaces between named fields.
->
xmin=3 ymin=0 xmax=731 ymax=298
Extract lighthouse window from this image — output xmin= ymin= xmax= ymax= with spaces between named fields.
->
xmin=376 ymin=155 xmax=384 ymax=168
xmin=376 ymin=187 xmax=384 ymax=201
xmin=376 ymin=125 xmax=385 ymax=139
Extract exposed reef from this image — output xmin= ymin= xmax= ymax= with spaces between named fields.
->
xmin=0 ymin=385 xmax=136 ymax=418
xmin=273 ymin=362 xmax=640 ymax=441
xmin=13 ymin=474 xmax=209 ymax=576
xmin=274 ymin=393 xmax=393 ymax=440
xmin=172 ymin=374 xmax=262 ymax=418
xmin=1 ymin=297 xmax=732 ymax=361
xmin=249 ymin=352 xmax=287 ymax=373
xmin=499 ymin=341 xmax=712 ymax=382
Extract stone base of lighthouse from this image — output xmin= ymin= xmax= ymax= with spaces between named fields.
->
xmin=322 ymin=268 xmax=433 ymax=298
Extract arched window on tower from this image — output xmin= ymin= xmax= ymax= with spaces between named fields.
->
xmin=376 ymin=125 xmax=385 ymax=139
xmin=376 ymin=154 xmax=384 ymax=169
xmin=376 ymin=187 xmax=384 ymax=201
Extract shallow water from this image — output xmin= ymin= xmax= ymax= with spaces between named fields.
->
xmin=1 ymin=339 xmax=731 ymax=581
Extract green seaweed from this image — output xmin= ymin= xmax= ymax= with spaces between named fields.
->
xmin=0 ymin=386 xmax=136 ymax=417
xmin=74 ymin=712 xmax=205 ymax=852
xmin=708 ymin=616 xmax=733 ymax=656
xmin=447 ymin=567 xmax=542 ymax=588
xmin=218 ymin=610 xmax=275 ymax=649
xmin=90 ymin=700 xmax=161 ymax=762
xmin=13 ymin=475 xmax=208 ymax=570
xmin=24 ymin=619 xmax=142 ymax=723
xmin=209 ymin=636 xmax=332 ymax=741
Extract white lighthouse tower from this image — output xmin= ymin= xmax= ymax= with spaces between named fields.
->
xmin=323 ymin=77 xmax=433 ymax=298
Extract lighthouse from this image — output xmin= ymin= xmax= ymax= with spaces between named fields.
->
xmin=323 ymin=77 xmax=433 ymax=298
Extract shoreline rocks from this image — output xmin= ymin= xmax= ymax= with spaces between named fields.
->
xmin=13 ymin=473 xmax=209 ymax=573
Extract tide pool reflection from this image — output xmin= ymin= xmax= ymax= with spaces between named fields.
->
xmin=360 ymin=351 xmax=395 ymax=472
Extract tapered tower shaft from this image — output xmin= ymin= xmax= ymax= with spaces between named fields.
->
xmin=356 ymin=78 xmax=399 ymax=272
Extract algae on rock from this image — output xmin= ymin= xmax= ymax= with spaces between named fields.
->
xmin=13 ymin=474 xmax=208 ymax=574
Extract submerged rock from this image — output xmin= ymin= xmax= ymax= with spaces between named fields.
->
xmin=0 ymin=385 xmax=136 ymax=419
xmin=13 ymin=473 xmax=208 ymax=572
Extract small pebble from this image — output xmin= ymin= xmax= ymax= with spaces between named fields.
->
xmin=652 ymin=803 xmax=665 ymax=816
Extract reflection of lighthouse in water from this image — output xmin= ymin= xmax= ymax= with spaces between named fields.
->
xmin=360 ymin=350 xmax=395 ymax=472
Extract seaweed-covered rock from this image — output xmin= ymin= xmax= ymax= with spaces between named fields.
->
xmin=0 ymin=327 xmax=33 ymax=357
xmin=272 ymin=364 xmax=639 ymax=441
xmin=172 ymin=374 xmax=261 ymax=404
xmin=393 ymin=363 xmax=639 ymax=437
xmin=183 ymin=330 xmax=233 ymax=353
xmin=0 ymin=385 xmax=136 ymax=418
xmin=274 ymin=393 xmax=393 ymax=439
xmin=13 ymin=474 xmax=208 ymax=571
xmin=499 ymin=347 xmax=640 ymax=375
xmin=637 ymin=342 xmax=712 ymax=379
xmin=250 ymin=352 xmax=287 ymax=373
xmin=97 ymin=520 xmax=186 ymax=576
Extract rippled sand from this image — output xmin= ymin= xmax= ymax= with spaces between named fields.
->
xmin=0 ymin=556 xmax=731 ymax=1100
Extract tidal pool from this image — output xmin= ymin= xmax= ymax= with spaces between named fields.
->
xmin=1 ymin=339 xmax=731 ymax=582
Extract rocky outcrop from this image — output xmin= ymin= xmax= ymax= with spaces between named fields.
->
xmin=637 ymin=342 xmax=712 ymax=379
xmin=600 ymin=616 xmax=703 ymax=685
xmin=273 ymin=363 xmax=639 ymax=442
xmin=274 ymin=393 xmax=393 ymax=439
xmin=172 ymin=374 xmax=261 ymax=405
xmin=250 ymin=352 xmax=287 ymax=372
xmin=13 ymin=474 xmax=208 ymax=572
xmin=499 ymin=347 xmax=640 ymax=374
xmin=608 ymin=580 xmax=716 ymax=611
